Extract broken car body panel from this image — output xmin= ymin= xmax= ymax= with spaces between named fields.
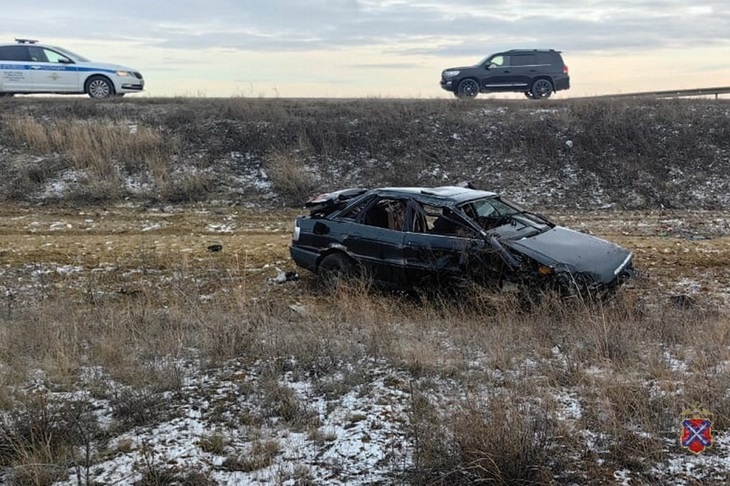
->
xmin=504 ymin=227 xmax=633 ymax=285
xmin=290 ymin=186 xmax=634 ymax=294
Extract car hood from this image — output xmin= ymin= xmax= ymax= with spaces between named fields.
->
xmin=443 ymin=66 xmax=474 ymax=73
xmin=76 ymin=61 xmax=139 ymax=73
xmin=503 ymin=226 xmax=632 ymax=284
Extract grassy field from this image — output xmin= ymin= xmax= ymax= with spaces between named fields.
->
xmin=1 ymin=201 xmax=729 ymax=484
xmin=1 ymin=97 xmax=729 ymax=484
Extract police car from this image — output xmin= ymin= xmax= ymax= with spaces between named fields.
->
xmin=0 ymin=39 xmax=144 ymax=98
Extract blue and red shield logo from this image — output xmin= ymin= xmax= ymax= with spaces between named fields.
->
xmin=680 ymin=410 xmax=713 ymax=454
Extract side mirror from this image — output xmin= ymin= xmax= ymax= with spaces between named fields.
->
xmin=59 ymin=58 xmax=74 ymax=64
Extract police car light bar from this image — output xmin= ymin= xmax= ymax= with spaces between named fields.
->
xmin=15 ymin=38 xmax=39 ymax=44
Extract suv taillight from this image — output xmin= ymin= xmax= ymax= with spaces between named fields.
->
xmin=563 ymin=65 xmax=569 ymax=74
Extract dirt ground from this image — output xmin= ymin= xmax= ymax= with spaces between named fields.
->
xmin=1 ymin=203 xmax=729 ymax=307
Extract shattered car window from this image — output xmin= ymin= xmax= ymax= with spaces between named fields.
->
xmin=461 ymin=197 xmax=551 ymax=238
xmin=413 ymin=204 xmax=478 ymax=238
xmin=362 ymin=198 xmax=407 ymax=231
xmin=339 ymin=196 xmax=372 ymax=221
xmin=467 ymin=197 xmax=519 ymax=219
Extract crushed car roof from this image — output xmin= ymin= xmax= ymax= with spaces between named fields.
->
xmin=373 ymin=186 xmax=497 ymax=204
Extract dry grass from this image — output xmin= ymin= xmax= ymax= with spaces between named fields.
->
xmin=264 ymin=150 xmax=316 ymax=205
xmin=1 ymin=116 xmax=176 ymax=201
xmin=0 ymin=254 xmax=728 ymax=482
xmin=2 ymin=97 xmax=729 ymax=209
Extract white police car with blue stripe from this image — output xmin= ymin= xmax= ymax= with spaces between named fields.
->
xmin=0 ymin=39 xmax=144 ymax=99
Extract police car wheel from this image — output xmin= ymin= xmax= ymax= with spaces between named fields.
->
xmin=87 ymin=76 xmax=115 ymax=99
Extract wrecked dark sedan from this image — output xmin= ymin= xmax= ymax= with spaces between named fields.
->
xmin=289 ymin=186 xmax=634 ymax=296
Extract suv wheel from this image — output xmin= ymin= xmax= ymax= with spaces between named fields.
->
xmin=455 ymin=79 xmax=479 ymax=99
xmin=524 ymin=92 xmax=536 ymax=99
xmin=530 ymin=79 xmax=553 ymax=99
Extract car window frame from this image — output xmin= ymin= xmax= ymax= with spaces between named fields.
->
xmin=0 ymin=45 xmax=32 ymax=62
xmin=41 ymin=47 xmax=73 ymax=64
xmin=485 ymin=54 xmax=509 ymax=68
xmin=351 ymin=196 xmax=407 ymax=231
xmin=510 ymin=53 xmax=537 ymax=67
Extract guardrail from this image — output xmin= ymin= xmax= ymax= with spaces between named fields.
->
xmin=604 ymin=86 xmax=730 ymax=100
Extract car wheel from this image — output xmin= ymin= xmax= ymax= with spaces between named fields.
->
xmin=524 ymin=91 xmax=536 ymax=99
xmin=530 ymin=79 xmax=553 ymax=99
xmin=318 ymin=253 xmax=357 ymax=286
xmin=86 ymin=76 xmax=115 ymax=99
xmin=456 ymin=79 xmax=479 ymax=99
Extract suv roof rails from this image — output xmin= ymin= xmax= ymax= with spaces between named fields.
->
xmin=15 ymin=38 xmax=39 ymax=44
xmin=504 ymin=48 xmax=559 ymax=53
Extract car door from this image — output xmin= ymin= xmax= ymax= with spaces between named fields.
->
xmin=0 ymin=45 xmax=33 ymax=91
xmin=26 ymin=46 xmax=79 ymax=92
xmin=403 ymin=202 xmax=507 ymax=287
xmin=507 ymin=53 xmax=537 ymax=90
xmin=479 ymin=54 xmax=515 ymax=92
xmin=343 ymin=197 xmax=406 ymax=284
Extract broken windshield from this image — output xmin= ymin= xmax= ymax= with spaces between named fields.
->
xmin=460 ymin=197 xmax=551 ymax=239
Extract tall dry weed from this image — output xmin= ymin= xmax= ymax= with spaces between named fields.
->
xmin=264 ymin=150 xmax=315 ymax=205
xmin=2 ymin=116 xmax=174 ymax=200
xmin=410 ymin=392 xmax=557 ymax=485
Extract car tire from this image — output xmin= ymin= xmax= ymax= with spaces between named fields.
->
xmin=524 ymin=91 xmax=536 ymax=99
xmin=318 ymin=253 xmax=357 ymax=286
xmin=455 ymin=79 xmax=479 ymax=99
xmin=86 ymin=76 xmax=115 ymax=99
xmin=530 ymin=79 xmax=553 ymax=99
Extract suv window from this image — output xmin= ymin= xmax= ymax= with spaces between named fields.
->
xmin=536 ymin=52 xmax=557 ymax=65
xmin=488 ymin=55 xmax=507 ymax=67
xmin=511 ymin=54 xmax=536 ymax=67
xmin=0 ymin=45 xmax=30 ymax=61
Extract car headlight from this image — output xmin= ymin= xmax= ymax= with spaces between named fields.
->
xmin=442 ymin=70 xmax=460 ymax=78
xmin=115 ymin=70 xmax=133 ymax=77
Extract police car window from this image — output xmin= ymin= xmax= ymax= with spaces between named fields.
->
xmin=0 ymin=46 xmax=31 ymax=62
xmin=43 ymin=49 xmax=69 ymax=63
xmin=27 ymin=47 xmax=49 ymax=63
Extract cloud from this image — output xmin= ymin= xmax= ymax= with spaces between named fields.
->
xmin=2 ymin=0 xmax=729 ymax=97
xmin=2 ymin=0 xmax=728 ymax=58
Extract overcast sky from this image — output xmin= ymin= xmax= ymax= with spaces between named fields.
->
xmin=2 ymin=1 xmax=729 ymax=98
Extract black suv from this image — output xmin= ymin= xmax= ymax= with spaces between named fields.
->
xmin=440 ymin=49 xmax=569 ymax=99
